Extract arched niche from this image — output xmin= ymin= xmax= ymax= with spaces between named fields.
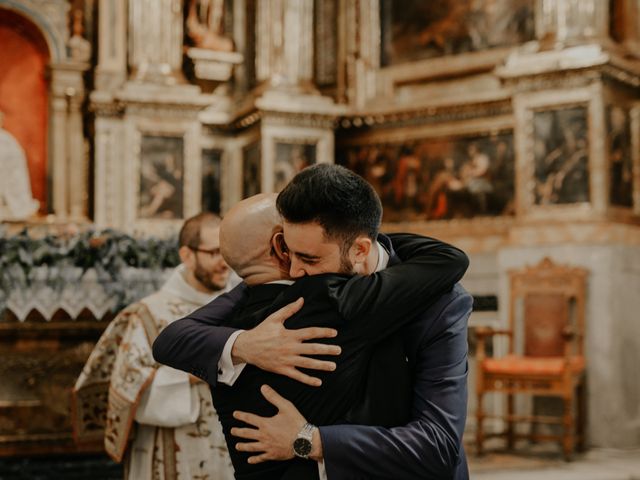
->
xmin=0 ymin=8 xmax=50 ymax=214
xmin=0 ymin=0 xmax=90 ymax=220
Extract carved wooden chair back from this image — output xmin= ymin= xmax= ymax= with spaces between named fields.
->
xmin=508 ymin=257 xmax=587 ymax=359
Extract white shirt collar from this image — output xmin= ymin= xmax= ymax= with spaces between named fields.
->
xmin=161 ymin=264 xmax=224 ymax=306
xmin=375 ymin=241 xmax=390 ymax=273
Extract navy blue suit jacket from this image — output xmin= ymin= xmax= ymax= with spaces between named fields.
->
xmin=320 ymin=283 xmax=471 ymax=479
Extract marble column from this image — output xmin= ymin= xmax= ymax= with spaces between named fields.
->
xmin=128 ymin=0 xmax=184 ymax=84
xmin=535 ymin=0 xmax=609 ymax=47
xmin=93 ymin=105 xmax=124 ymax=227
xmin=621 ymin=0 xmax=640 ymax=53
xmin=49 ymin=64 xmax=89 ymax=219
xmin=95 ymin=0 xmax=127 ymax=91
xmin=255 ymin=0 xmax=315 ymax=92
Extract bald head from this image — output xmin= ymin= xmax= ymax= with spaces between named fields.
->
xmin=220 ymin=193 xmax=285 ymax=285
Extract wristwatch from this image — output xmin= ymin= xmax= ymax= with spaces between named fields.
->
xmin=292 ymin=422 xmax=316 ymax=459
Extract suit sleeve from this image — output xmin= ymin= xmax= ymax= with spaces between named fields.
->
xmin=152 ymin=283 xmax=247 ymax=387
xmin=333 ymin=233 xmax=468 ymax=343
xmin=320 ymin=289 xmax=472 ymax=480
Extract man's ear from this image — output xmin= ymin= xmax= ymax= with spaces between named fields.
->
xmin=271 ymin=231 xmax=289 ymax=261
xmin=350 ymin=236 xmax=372 ymax=265
xmin=271 ymin=231 xmax=291 ymax=274
xmin=179 ymin=245 xmax=195 ymax=267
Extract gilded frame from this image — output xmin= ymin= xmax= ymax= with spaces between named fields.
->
xmin=513 ymin=85 xmax=606 ymax=220
xmin=124 ymin=117 xmax=201 ymax=234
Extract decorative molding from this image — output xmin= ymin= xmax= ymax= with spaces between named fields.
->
xmin=0 ymin=0 xmax=69 ymax=61
xmin=338 ymin=99 xmax=513 ymax=131
xmin=261 ymin=110 xmax=337 ymax=129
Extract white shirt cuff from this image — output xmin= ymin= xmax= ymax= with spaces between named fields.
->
xmin=318 ymin=460 xmax=328 ymax=480
xmin=217 ymin=329 xmax=247 ymax=386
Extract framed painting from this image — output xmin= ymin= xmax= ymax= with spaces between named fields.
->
xmin=513 ymin=86 xmax=606 ymax=219
xmin=201 ymin=148 xmax=223 ymax=214
xmin=607 ymin=106 xmax=633 ymax=208
xmin=337 ymin=131 xmax=515 ymax=222
xmin=274 ymin=142 xmax=317 ymax=192
xmin=379 ymin=0 xmax=534 ymax=66
xmin=242 ymin=142 xmax=261 ymax=198
xmin=138 ymin=135 xmax=184 ymax=220
xmin=532 ymin=106 xmax=590 ymax=206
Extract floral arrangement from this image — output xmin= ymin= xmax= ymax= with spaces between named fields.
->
xmin=0 ymin=227 xmax=181 ymax=318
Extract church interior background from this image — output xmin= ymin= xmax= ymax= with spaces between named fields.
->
xmin=1 ymin=0 xmax=640 ymax=475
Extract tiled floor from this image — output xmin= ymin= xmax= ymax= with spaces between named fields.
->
xmin=469 ymin=448 xmax=640 ymax=480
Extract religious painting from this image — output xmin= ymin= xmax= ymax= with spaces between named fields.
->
xmin=242 ymin=142 xmax=261 ymax=198
xmin=533 ymin=107 xmax=589 ymax=205
xmin=337 ymin=132 xmax=515 ymax=222
xmin=607 ymin=106 xmax=633 ymax=207
xmin=274 ymin=142 xmax=316 ymax=192
xmin=201 ymin=148 xmax=222 ymax=214
xmin=138 ymin=135 xmax=184 ymax=219
xmin=380 ymin=0 xmax=534 ymax=66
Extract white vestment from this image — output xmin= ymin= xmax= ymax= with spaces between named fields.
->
xmin=73 ymin=265 xmax=235 ymax=480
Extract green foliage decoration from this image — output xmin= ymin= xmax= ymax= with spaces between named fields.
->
xmin=0 ymin=228 xmax=180 ymax=317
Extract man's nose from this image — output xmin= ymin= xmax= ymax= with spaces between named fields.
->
xmin=215 ymin=256 xmax=229 ymax=270
xmin=289 ymin=258 xmax=306 ymax=278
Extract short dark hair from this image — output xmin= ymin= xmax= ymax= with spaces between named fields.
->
xmin=179 ymin=212 xmax=221 ymax=248
xmin=276 ymin=164 xmax=382 ymax=247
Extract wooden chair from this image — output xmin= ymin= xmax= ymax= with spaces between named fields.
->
xmin=475 ymin=257 xmax=588 ymax=460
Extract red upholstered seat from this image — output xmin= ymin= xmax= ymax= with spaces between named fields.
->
xmin=482 ymin=355 xmax=585 ymax=376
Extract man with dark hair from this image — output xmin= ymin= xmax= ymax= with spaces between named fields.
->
xmin=155 ymin=164 xmax=472 ymax=479
xmin=276 ymin=163 xmax=382 ymax=248
xmin=73 ymin=213 xmax=235 ymax=480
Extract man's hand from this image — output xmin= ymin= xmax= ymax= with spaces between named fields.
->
xmin=232 ymin=385 xmax=323 ymax=463
xmin=231 ymin=298 xmax=341 ymax=387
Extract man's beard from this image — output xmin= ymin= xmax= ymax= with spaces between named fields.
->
xmin=194 ymin=260 xmax=227 ymax=292
xmin=339 ymin=252 xmax=355 ymax=275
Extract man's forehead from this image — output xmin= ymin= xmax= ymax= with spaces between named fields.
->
xmin=199 ymin=225 xmax=221 ymax=246
xmin=282 ymin=221 xmax=335 ymax=250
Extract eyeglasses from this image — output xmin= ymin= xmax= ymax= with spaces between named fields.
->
xmin=188 ymin=246 xmax=222 ymax=257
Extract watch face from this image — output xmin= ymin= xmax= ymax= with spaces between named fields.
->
xmin=293 ymin=437 xmax=312 ymax=458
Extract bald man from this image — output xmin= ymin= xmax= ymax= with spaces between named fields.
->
xmin=154 ymin=194 xmax=468 ymax=480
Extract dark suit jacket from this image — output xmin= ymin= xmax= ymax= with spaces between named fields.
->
xmin=153 ymin=234 xmax=470 ymax=479
xmin=320 ymin=284 xmax=472 ymax=480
